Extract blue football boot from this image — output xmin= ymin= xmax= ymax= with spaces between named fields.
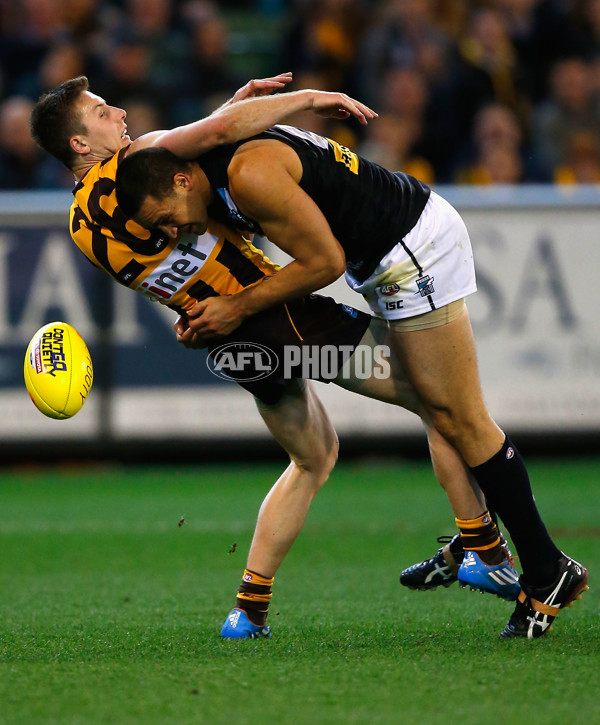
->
xmin=458 ymin=549 xmax=521 ymax=601
xmin=220 ymin=608 xmax=272 ymax=639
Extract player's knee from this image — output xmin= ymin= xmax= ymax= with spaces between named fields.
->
xmin=427 ymin=405 xmax=479 ymax=451
xmin=321 ymin=429 xmax=339 ymax=478
xmin=310 ymin=434 xmax=339 ymax=480
xmin=295 ymin=426 xmax=338 ymax=484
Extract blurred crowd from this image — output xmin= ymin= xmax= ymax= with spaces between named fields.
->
xmin=2 ymin=0 xmax=600 ymax=189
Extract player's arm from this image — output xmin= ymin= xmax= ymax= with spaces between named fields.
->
xmin=216 ymin=72 xmax=294 ymax=107
xmin=129 ymin=88 xmax=376 ymax=159
xmin=184 ymin=145 xmax=346 ymax=339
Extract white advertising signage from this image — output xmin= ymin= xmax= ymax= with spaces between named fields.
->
xmin=1 ymin=188 xmax=599 ymax=442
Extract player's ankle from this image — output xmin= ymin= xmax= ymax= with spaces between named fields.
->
xmin=456 ymin=511 xmax=504 ymax=565
xmin=235 ymin=569 xmax=274 ymax=626
xmin=441 ymin=544 xmax=460 ymax=574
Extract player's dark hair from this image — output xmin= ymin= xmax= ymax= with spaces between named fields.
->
xmin=29 ymin=76 xmax=90 ymax=170
xmin=115 ymin=147 xmax=191 ymax=220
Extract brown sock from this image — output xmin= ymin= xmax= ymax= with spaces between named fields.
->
xmin=455 ymin=511 xmax=505 ymax=565
xmin=235 ymin=569 xmax=274 ymax=626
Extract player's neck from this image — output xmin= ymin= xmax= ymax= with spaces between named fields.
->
xmin=72 ymin=150 xmax=112 ymax=181
xmin=194 ymin=166 xmax=214 ymax=205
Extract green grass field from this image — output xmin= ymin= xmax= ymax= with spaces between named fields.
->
xmin=0 ymin=458 xmax=598 ymax=725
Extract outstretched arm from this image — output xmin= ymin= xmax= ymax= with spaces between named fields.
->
xmin=218 ymin=72 xmax=294 ymax=106
xmin=130 ymin=80 xmax=377 ymax=159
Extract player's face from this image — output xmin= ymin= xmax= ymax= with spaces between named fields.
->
xmin=136 ymin=183 xmax=209 ymax=239
xmin=74 ymin=91 xmax=130 ymax=157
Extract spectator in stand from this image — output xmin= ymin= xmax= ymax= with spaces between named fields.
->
xmin=62 ymin=0 xmax=116 ymax=50
xmin=532 ymin=56 xmax=600 ymax=174
xmin=355 ymin=0 xmax=451 ymax=108
xmin=5 ymin=0 xmax=600 ymax=187
xmin=357 ymin=1 xmax=467 ymax=183
xmin=452 ymin=101 xmax=550 ymax=184
xmin=3 ymin=38 xmax=88 ymax=104
xmin=91 ymin=0 xmax=188 ymax=114
xmin=495 ymin=0 xmax=577 ymax=102
xmin=565 ymin=0 xmax=600 ymax=64
xmin=119 ymin=99 xmax=165 ymax=141
xmin=172 ymin=3 xmax=245 ymax=125
xmin=452 ymin=6 xmax=527 ymax=138
xmin=0 ymin=97 xmax=40 ymax=188
xmin=434 ymin=0 xmax=471 ymax=43
xmin=92 ymin=30 xmax=157 ymax=110
xmin=1 ymin=0 xmax=68 ymax=98
xmin=457 ymin=142 xmax=524 ymax=184
xmin=357 ymin=111 xmax=435 ymax=184
xmin=283 ymin=0 xmax=367 ymax=95
xmin=0 ymin=95 xmax=71 ymax=188
xmin=553 ymin=129 xmax=600 ymax=184
xmin=374 ymin=65 xmax=446 ymax=179
xmin=280 ymin=70 xmax=361 ymax=150
xmin=41 ymin=42 xmax=86 ymax=86
xmin=36 ymin=42 xmax=87 ymax=98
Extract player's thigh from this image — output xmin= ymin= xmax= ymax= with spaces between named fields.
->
xmin=389 ymin=310 xmax=508 ymax=465
xmin=333 ymin=317 xmax=421 ymax=414
xmin=255 ymin=380 xmax=338 ymax=469
xmin=388 ymin=305 xmax=489 ymax=421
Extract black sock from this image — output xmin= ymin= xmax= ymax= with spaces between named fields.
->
xmin=485 ymin=500 xmax=499 ymax=528
xmin=469 ymin=436 xmax=561 ymax=586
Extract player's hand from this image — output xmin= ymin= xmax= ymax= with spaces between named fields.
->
xmin=174 ymin=313 xmax=207 ymax=349
xmin=185 ymin=295 xmax=246 ymax=341
xmin=309 ymin=91 xmax=378 ymax=125
xmin=230 ymin=72 xmax=293 ymax=103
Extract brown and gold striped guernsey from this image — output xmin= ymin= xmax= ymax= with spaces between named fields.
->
xmin=70 ymin=146 xmax=280 ymax=313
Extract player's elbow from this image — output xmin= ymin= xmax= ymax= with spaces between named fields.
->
xmin=333 ymin=254 xmax=347 ymax=278
xmin=320 ymin=251 xmax=346 ymax=283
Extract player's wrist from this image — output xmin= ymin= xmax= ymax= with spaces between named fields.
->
xmin=234 ymin=283 xmax=267 ymax=319
xmin=292 ymin=89 xmax=316 ymax=112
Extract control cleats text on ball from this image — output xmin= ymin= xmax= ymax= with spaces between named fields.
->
xmin=220 ymin=608 xmax=272 ymax=639
xmin=458 ymin=549 xmax=521 ymax=601
xmin=400 ymin=535 xmax=464 ymax=590
xmin=500 ymin=554 xmax=589 ymax=639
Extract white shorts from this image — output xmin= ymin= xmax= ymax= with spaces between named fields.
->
xmin=345 ymin=191 xmax=477 ymax=320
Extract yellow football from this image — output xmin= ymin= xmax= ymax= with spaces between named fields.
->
xmin=23 ymin=321 xmax=93 ymax=420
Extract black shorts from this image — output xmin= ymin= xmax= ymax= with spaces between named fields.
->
xmin=207 ymin=294 xmax=372 ymax=405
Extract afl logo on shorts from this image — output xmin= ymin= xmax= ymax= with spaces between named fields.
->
xmin=380 ymin=282 xmax=401 ymax=296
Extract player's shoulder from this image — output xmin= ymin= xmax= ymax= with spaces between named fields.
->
xmin=74 ymin=149 xmax=124 ymax=194
xmin=127 ymin=131 xmax=168 ymax=154
xmin=230 ymin=139 xmax=299 ymax=182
